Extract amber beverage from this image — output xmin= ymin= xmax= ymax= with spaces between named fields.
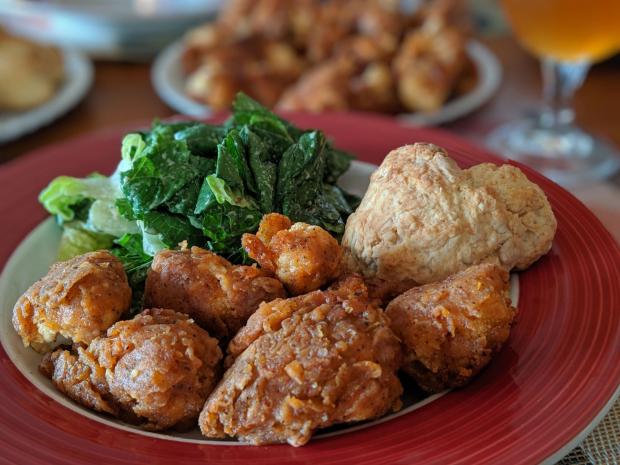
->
xmin=501 ymin=0 xmax=620 ymax=62
xmin=487 ymin=0 xmax=620 ymax=186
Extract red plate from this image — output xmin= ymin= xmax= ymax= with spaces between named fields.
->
xmin=1 ymin=113 xmax=619 ymax=465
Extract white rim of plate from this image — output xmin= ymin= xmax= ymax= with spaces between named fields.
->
xmin=151 ymin=39 xmax=213 ymax=119
xmin=151 ymin=39 xmax=502 ymax=125
xmin=0 ymin=48 xmax=93 ymax=144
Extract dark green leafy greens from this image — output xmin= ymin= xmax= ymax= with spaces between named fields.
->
xmin=109 ymin=233 xmax=152 ymax=311
xmin=39 ymin=93 xmax=358 ymax=302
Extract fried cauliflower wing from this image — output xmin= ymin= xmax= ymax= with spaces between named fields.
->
xmin=386 ymin=264 xmax=516 ymax=393
xmin=217 ymin=0 xmax=318 ymax=46
xmin=393 ymin=4 xmax=467 ymax=112
xmin=12 ymin=251 xmax=131 ymax=353
xmin=276 ymin=54 xmax=399 ymax=114
xmin=276 ymin=58 xmax=354 ymax=112
xmin=199 ymin=276 xmax=403 ymax=446
xmin=304 ymin=0 xmax=402 ymax=63
xmin=182 ymin=0 xmax=314 ymax=109
xmin=40 ymin=309 xmax=222 ymax=431
xmin=342 ymin=143 xmax=557 ymax=295
xmin=144 ymin=246 xmax=286 ymax=341
xmin=185 ymin=37 xmax=305 ymax=110
xmin=242 ymin=213 xmax=343 ymax=295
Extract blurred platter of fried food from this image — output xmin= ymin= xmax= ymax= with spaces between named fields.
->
xmin=152 ymin=0 xmax=501 ymax=124
xmin=0 ymin=28 xmax=93 ymax=143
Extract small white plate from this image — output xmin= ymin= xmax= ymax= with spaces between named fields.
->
xmin=151 ymin=39 xmax=501 ymax=126
xmin=0 ymin=48 xmax=93 ymax=144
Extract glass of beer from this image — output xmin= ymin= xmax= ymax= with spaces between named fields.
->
xmin=487 ymin=0 xmax=620 ymax=186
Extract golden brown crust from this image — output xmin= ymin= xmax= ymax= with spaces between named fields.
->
xmin=41 ymin=309 xmax=223 ymax=431
xmin=200 ymin=275 xmax=402 ymax=446
xmin=342 ymin=143 xmax=557 ymax=295
xmin=184 ymin=37 xmax=305 ymax=110
xmin=276 ymin=58 xmax=355 ymax=112
xmin=40 ymin=348 xmax=119 ymax=416
xmin=393 ymin=20 xmax=466 ymax=112
xmin=226 ymin=275 xmax=373 ymax=365
xmin=144 ymin=246 xmax=286 ymax=341
xmin=255 ymin=212 xmax=292 ymax=244
xmin=12 ymin=250 xmax=131 ymax=352
xmin=386 ymin=264 xmax=517 ymax=392
xmin=242 ymin=213 xmax=343 ymax=295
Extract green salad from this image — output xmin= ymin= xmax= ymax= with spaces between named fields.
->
xmin=39 ymin=93 xmax=359 ymax=301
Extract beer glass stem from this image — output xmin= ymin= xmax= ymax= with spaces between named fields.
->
xmin=539 ymin=59 xmax=590 ymax=129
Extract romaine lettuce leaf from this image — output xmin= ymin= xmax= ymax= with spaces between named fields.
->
xmin=39 ymin=174 xmax=117 ymax=222
xmin=87 ymin=199 xmax=139 ymax=236
xmin=201 ymin=175 xmax=258 ymax=209
xmin=57 ymin=222 xmax=114 ymax=261
xmin=141 ymin=211 xmax=202 ymax=250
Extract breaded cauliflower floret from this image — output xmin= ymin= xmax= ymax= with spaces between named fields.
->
xmin=12 ymin=250 xmax=131 ymax=352
xmin=200 ymin=276 xmax=402 ymax=446
xmin=40 ymin=308 xmax=222 ymax=431
xmin=144 ymin=246 xmax=286 ymax=341
xmin=342 ymin=143 xmax=556 ymax=297
xmin=386 ymin=264 xmax=517 ymax=393
xmin=242 ymin=213 xmax=343 ymax=295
